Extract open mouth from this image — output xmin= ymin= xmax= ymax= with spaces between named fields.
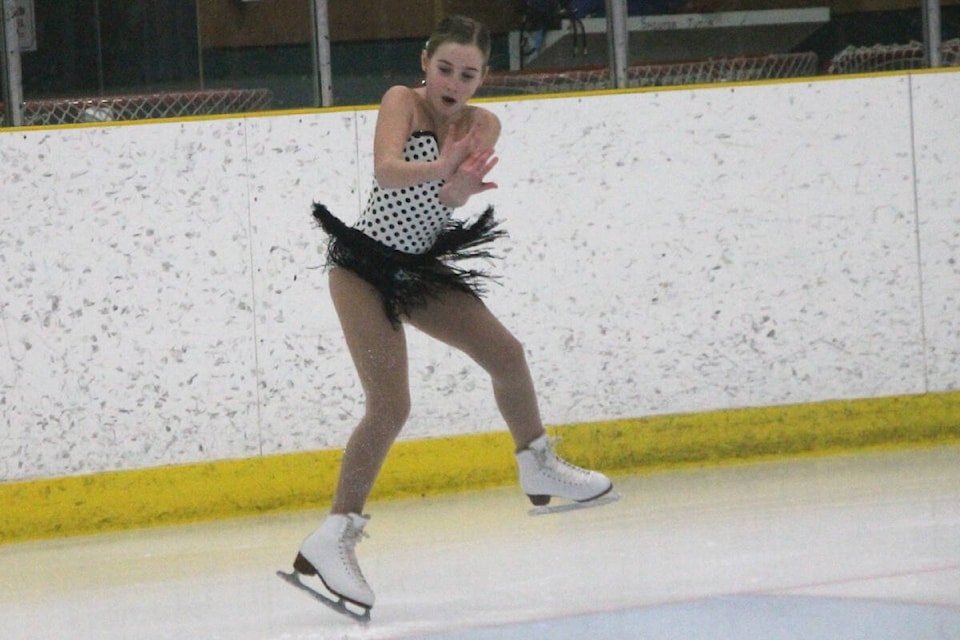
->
xmin=441 ymin=96 xmax=456 ymax=106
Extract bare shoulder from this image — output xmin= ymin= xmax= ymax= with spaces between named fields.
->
xmin=380 ymin=85 xmax=419 ymax=110
xmin=469 ymin=106 xmax=502 ymax=146
xmin=375 ymin=86 xmax=419 ymax=142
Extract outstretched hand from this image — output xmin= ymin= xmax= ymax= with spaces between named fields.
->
xmin=454 ymin=147 xmax=499 ymax=192
xmin=440 ymin=146 xmax=498 ymax=207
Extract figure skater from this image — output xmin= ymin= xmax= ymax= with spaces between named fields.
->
xmin=290 ymin=15 xmax=613 ymax=614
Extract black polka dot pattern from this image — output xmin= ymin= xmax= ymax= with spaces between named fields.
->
xmin=356 ymin=131 xmax=452 ymax=254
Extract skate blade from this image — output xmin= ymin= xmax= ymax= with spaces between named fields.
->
xmin=528 ymin=489 xmax=621 ymax=516
xmin=276 ymin=569 xmax=371 ymax=623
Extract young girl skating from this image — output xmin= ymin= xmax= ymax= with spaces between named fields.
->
xmin=290 ymin=15 xmax=614 ymax=615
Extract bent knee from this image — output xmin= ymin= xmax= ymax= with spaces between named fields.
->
xmin=483 ymin=333 xmax=529 ymax=377
xmin=364 ymin=396 xmax=412 ymax=434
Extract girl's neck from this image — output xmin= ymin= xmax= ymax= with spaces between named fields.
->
xmin=413 ymin=86 xmax=468 ymax=136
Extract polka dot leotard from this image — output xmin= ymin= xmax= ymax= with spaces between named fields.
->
xmin=355 ymin=131 xmax=452 ymax=255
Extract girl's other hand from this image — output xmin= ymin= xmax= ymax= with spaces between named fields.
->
xmin=438 ymin=147 xmax=498 ymax=207
xmin=439 ymin=121 xmax=485 ymax=178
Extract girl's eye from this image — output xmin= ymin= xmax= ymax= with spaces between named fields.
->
xmin=462 ymin=74 xmax=476 ymax=82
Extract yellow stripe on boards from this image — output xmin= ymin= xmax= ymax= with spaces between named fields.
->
xmin=2 ymin=391 xmax=959 ymax=545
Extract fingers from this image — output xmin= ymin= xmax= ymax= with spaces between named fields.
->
xmin=448 ymin=149 xmax=498 ymax=196
xmin=461 ymin=147 xmax=497 ymax=173
xmin=458 ymin=151 xmax=497 ymax=188
xmin=476 ymin=154 xmax=498 ymax=181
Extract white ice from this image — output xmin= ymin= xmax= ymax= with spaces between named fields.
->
xmin=2 ymin=445 xmax=958 ymax=639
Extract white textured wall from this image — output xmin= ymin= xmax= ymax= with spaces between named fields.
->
xmin=2 ymin=71 xmax=958 ymax=482
xmin=913 ymin=72 xmax=960 ymax=392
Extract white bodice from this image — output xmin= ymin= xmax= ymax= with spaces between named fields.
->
xmin=355 ymin=131 xmax=453 ymax=254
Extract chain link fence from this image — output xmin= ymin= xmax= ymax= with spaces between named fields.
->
xmin=827 ymin=38 xmax=960 ymax=74
xmin=482 ymin=52 xmax=819 ymax=95
xmin=2 ymin=88 xmax=273 ymax=126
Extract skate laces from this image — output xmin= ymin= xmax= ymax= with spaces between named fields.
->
xmin=344 ymin=523 xmax=369 ymax=546
xmin=539 ymin=437 xmax=593 ymax=484
xmin=340 ymin=519 xmax=370 ymax=582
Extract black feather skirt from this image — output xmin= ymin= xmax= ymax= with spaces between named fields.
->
xmin=312 ymin=203 xmax=507 ymax=327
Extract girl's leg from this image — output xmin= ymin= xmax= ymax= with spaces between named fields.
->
xmin=406 ymin=288 xmax=613 ymax=505
xmin=328 ymin=267 xmax=411 ymax=515
xmin=294 ymin=267 xmax=400 ymax=611
xmin=405 ymin=290 xmax=544 ymax=451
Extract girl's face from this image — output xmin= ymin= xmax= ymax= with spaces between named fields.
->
xmin=421 ymin=42 xmax=487 ymax=116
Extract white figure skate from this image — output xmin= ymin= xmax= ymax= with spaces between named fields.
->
xmin=516 ymin=434 xmax=619 ymax=515
xmin=277 ymin=513 xmax=374 ymax=622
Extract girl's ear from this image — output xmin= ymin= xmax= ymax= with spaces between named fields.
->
xmin=420 ymin=49 xmax=429 ymax=74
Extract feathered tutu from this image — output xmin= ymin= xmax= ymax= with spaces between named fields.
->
xmin=312 ymin=203 xmax=506 ymax=327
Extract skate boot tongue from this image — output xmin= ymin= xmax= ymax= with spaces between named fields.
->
xmin=346 ymin=513 xmax=370 ymax=532
xmin=341 ymin=515 xmax=371 ymax=580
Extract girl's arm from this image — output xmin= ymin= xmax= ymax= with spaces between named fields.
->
xmin=438 ymin=110 xmax=501 ymax=208
xmin=373 ymin=87 xmax=454 ymax=188
xmin=373 ymin=87 xmax=500 ymax=194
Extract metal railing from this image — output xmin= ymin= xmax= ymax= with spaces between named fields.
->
xmin=1 ymin=0 xmax=952 ymax=128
